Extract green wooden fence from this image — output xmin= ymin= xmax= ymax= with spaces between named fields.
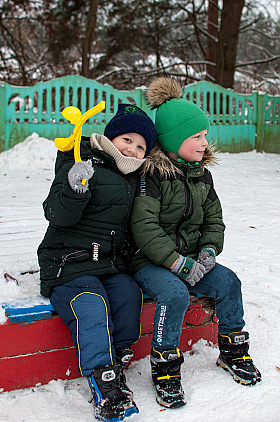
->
xmin=1 ymin=76 xmax=279 ymax=153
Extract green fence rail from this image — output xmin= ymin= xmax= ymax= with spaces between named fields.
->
xmin=1 ymin=76 xmax=279 ymax=153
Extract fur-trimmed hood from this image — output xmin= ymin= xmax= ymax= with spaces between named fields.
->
xmin=141 ymin=142 xmax=218 ymax=178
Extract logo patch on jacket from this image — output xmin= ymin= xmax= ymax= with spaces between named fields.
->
xmin=139 ymin=175 xmax=146 ymax=196
xmin=91 ymin=242 xmax=100 ymax=261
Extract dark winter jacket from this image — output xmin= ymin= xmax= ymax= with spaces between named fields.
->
xmin=38 ymin=136 xmax=138 ymax=297
xmin=130 ymin=143 xmax=225 ymax=274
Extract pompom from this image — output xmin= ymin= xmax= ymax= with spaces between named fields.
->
xmin=147 ymin=77 xmax=183 ymax=109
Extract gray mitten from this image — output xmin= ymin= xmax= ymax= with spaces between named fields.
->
xmin=171 ymin=254 xmax=206 ymax=287
xmin=68 ymin=160 xmax=94 ymax=193
xmin=198 ymin=247 xmax=216 ymax=273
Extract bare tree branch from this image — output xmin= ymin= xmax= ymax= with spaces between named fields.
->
xmin=235 ymin=55 xmax=280 ymax=68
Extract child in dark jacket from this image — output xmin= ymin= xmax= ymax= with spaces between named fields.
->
xmin=37 ymin=104 xmax=157 ymax=422
xmin=130 ymin=77 xmax=261 ymax=409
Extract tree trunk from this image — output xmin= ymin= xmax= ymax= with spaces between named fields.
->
xmin=215 ymin=0 xmax=244 ymax=88
xmin=206 ymin=0 xmax=218 ymax=82
xmin=81 ymin=0 xmax=99 ymax=78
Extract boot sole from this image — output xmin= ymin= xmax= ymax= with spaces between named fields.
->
xmin=216 ymin=357 xmax=261 ymax=386
xmin=93 ymin=402 xmax=139 ymax=421
xmin=156 ymin=397 xmax=186 ymax=409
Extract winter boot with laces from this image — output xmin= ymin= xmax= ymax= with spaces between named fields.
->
xmin=88 ymin=364 xmax=139 ymax=421
xmin=151 ymin=347 xmax=186 ymax=408
xmin=216 ymin=331 xmax=262 ymax=385
xmin=115 ymin=347 xmax=134 ymax=398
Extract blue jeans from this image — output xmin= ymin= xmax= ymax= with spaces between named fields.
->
xmin=50 ymin=274 xmax=142 ymax=376
xmin=134 ymin=263 xmax=245 ymax=351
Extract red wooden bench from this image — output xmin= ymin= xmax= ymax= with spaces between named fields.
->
xmin=0 ymin=296 xmax=217 ymax=392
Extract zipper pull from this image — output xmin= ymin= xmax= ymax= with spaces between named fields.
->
xmin=111 ymin=230 xmax=117 ymax=262
xmin=57 ymin=256 xmax=67 ymax=277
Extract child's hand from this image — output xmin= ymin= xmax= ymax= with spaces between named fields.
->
xmin=171 ymin=254 xmax=206 ymax=286
xmin=198 ymin=248 xmax=216 ymax=273
xmin=68 ymin=160 xmax=94 ymax=193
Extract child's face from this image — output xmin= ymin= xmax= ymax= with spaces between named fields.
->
xmin=177 ymin=130 xmax=208 ymax=162
xmin=112 ymin=132 xmax=147 ymax=159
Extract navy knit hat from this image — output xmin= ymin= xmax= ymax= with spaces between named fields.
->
xmin=104 ymin=104 xmax=157 ymax=157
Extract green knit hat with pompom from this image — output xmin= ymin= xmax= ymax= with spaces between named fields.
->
xmin=147 ymin=77 xmax=210 ymax=154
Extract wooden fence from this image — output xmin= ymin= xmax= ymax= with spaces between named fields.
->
xmin=1 ymin=75 xmax=279 ymax=153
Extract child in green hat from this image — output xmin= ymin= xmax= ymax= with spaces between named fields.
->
xmin=130 ymin=77 xmax=261 ymax=409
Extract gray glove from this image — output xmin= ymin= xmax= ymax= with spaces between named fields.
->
xmin=68 ymin=160 xmax=94 ymax=193
xmin=198 ymin=247 xmax=216 ymax=273
xmin=171 ymin=254 xmax=206 ymax=287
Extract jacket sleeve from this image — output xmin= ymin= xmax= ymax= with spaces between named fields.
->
xmin=130 ymin=173 xmax=179 ymax=269
xmin=42 ymin=157 xmax=91 ymax=227
xmin=198 ymin=169 xmax=225 ymax=255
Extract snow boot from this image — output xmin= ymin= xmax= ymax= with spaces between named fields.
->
xmin=115 ymin=347 xmax=134 ymax=398
xmin=150 ymin=347 xmax=186 ymax=408
xmin=88 ymin=364 xmax=139 ymax=421
xmin=216 ymin=331 xmax=262 ymax=385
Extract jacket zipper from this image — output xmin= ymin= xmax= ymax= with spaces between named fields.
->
xmin=110 ymin=230 xmax=117 ymax=273
xmin=124 ymin=177 xmax=132 ymax=222
xmin=174 ymin=168 xmax=192 ymax=253
xmin=57 ymin=249 xmax=90 ymax=277
xmin=116 ymin=176 xmax=132 ymax=254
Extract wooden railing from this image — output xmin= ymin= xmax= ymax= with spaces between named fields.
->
xmin=1 ymin=76 xmax=279 ymax=153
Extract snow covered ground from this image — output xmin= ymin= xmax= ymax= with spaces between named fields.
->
xmin=0 ymin=134 xmax=280 ymax=422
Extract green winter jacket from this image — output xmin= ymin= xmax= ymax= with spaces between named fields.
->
xmin=38 ymin=137 xmax=138 ymax=297
xmin=130 ymin=144 xmax=225 ymax=274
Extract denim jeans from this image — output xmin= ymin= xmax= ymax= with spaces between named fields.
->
xmin=134 ymin=263 xmax=245 ymax=351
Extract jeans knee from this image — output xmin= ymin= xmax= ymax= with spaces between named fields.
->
xmin=157 ymin=283 xmax=189 ymax=311
xmin=226 ymin=267 xmax=241 ymax=289
xmin=215 ymin=267 xmax=242 ymax=302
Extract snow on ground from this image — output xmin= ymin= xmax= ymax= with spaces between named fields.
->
xmin=0 ymin=134 xmax=280 ymax=422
